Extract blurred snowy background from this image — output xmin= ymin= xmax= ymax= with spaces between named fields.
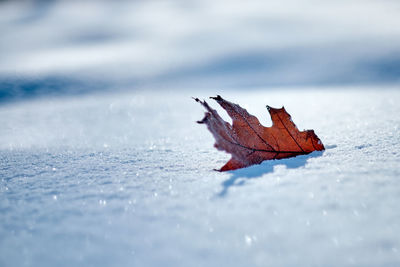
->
xmin=1 ymin=1 xmax=400 ymax=267
xmin=1 ymin=0 xmax=400 ymax=101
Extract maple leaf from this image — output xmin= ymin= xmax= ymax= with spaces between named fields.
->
xmin=194 ymin=95 xmax=325 ymax=171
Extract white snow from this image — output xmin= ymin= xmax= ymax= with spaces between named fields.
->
xmin=1 ymin=88 xmax=400 ymax=266
xmin=1 ymin=0 xmax=400 ymax=266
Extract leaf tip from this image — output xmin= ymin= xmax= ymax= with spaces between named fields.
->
xmin=197 ymin=119 xmax=205 ymax=124
xmin=210 ymin=95 xmax=223 ymax=101
xmin=197 ymin=113 xmax=210 ymax=124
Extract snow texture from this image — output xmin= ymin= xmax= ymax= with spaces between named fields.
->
xmin=1 ymin=88 xmax=400 ymax=267
xmin=1 ymin=0 xmax=400 ymax=266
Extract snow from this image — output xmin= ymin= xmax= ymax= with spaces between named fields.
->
xmin=1 ymin=0 xmax=400 ymax=265
xmin=1 ymin=88 xmax=400 ymax=267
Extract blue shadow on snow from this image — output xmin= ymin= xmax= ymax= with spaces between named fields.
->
xmin=217 ymin=149 xmax=329 ymax=197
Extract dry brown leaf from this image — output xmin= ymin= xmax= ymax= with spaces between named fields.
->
xmin=195 ymin=95 xmax=325 ymax=171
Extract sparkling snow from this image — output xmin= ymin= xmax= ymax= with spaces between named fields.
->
xmin=1 ymin=88 xmax=400 ymax=266
xmin=1 ymin=0 xmax=400 ymax=266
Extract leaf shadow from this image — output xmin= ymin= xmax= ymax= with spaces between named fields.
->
xmin=217 ymin=149 xmax=330 ymax=197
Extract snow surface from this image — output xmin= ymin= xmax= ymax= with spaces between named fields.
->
xmin=1 ymin=88 xmax=400 ymax=267
xmin=1 ymin=0 xmax=400 ymax=266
